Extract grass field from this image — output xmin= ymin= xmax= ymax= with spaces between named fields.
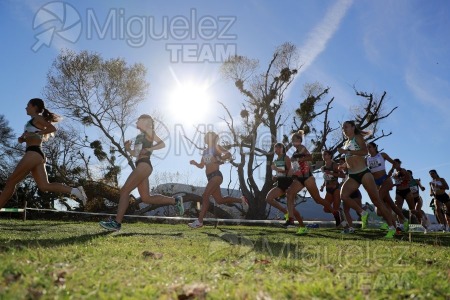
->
xmin=0 ymin=219 xmax=449 ymax=299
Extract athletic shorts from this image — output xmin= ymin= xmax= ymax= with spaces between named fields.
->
xmin=348 ymin=168 xmax=371 ymax=185
xmin=292 ymin=174 xmax=312 ymax=186
xmin=396 ymin=188 xmax=411 ymax=199
xmin=207 ymin=170 xmax=223 ymax=181
xmin=26 ymin=145 xmax=45 ymax=160
xmin=276 ymin=177 xmax=293 ymax=192
xmin=136 ymin=157 xmax=152 ymax=168
xmin=435 ymin=193 xmax=450 ymax=204
xmin=374 ymin=174 xmax=389 ymax=186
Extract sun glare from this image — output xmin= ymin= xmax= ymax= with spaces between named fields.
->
xmin=168 ymin=83 xmax=211 ymax=125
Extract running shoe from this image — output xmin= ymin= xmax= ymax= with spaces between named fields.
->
xmin=341 ymin=227 xmax=355 ymax=234
xmin=306 ymin=223 xmax=319 ymax=228
xmin=403 ymin=220 xmax=410 ymax=232
xmin=76 ymin=186 xmax=88 ymax=206
xmin=296 ymin=227 xmax=308 ymax=235
xmin=361 ymin=210 xmax=369 ymax=229
xmin=188 ymin=219 xmax=203 ymax=229
xmin=174 ymin=196 xmax=184 ymax=216
xmin=384 ymin=228 xmax=396 ymax=239
xmin=99 ymin=218 xmax=121 ymax=231
xmin=379 ymin=223 xmax=389 ymax=230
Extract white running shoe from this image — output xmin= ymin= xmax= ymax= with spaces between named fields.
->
xmin=188 ymin=219 xmax=203 ymax=229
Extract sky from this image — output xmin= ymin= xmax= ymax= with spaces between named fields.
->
xmin=1 ymin=0 xmax=450 ymax=215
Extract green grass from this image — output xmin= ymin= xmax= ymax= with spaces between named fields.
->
xmin=0 ymin=220 xmax=449 ymax=299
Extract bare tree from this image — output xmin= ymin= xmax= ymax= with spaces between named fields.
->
xmin=292 ymin=85 xmax=398 ymax=163
xmin=220 ymin=42 xmax=300 ymax=219
xmin=44 ymin=49 xmax=149 ymax=184
xmin=220 ymin=43 xmax=398 ymax=219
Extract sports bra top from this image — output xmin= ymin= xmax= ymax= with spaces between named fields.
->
xmin=274 ymin=154 xmax=288 ymax=177
xmin=342 ymin=137 xmax=360 ymax=157
xmin=24 ymin=118 xmax=43 ymax=140
xmin=393 ymin=170 xmax=409 ymax=188
xmin=203 ymin=146 xmax=220 ymax=165
xmin=430 ymin=179 xmax=445 ymax=193
xmin=367 ymin=153 xmax=385 ymax=173
xmin=134 ymin=133 xmax=153 ymax=157
xmin=291 ymin=149 xmax=310 ymax=176
xmin=409 ymin=178 xmax=419 ymax=193
xmin=322 ymin=162 xmax=338 ymax=182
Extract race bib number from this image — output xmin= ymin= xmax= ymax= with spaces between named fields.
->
xmin=368 ymin=160 xmax=381 ymax=169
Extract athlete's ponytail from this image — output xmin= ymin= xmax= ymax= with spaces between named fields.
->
xmin=29 ymin=98 xmax=61 ymax=123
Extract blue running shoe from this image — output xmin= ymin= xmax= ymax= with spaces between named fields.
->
xmin=306 ymin=223 xmax=319 ymax=228
xmin=341 ymin=227 xmax=355 ymax=234
xmin=99 ymin=218 xmax=121 ymax=231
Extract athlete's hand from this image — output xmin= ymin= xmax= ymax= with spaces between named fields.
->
xmin=189 ymin=160 xmax=197 ymax=166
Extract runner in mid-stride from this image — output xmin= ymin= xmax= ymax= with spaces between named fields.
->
xmin=0 ymin=98 xmax=87 ymax=210
xmin=188 ymin=131 xmax=248 ymax=228
xmin=99 ymin=114 xmax=184 ymax=231
xmin=338 ymin=121 xmax=397 ymax=238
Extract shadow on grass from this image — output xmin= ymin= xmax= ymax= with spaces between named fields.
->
xmin=112 ymin=232 xmax=185 ymax=238
xmin=0 ymin=231 xmax=112 ymax=251
xmin=202 ymin=226 xmax=450 ymax=253
xmin=0 ymin=222 xmax=84 ymax=232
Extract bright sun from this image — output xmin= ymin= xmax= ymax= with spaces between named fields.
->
xmin=168 ymin=83 xmax=211 ymax=125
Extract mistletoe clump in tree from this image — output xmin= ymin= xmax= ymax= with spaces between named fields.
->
xmin=220 ymin=43 xmax=397 ymax=219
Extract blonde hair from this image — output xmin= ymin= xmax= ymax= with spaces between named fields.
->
xmin=291 ymin=130 xmax=304 ymax=142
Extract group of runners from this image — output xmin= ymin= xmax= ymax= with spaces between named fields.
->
xmin=1 ymin=99 xmax=449 ymax=237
